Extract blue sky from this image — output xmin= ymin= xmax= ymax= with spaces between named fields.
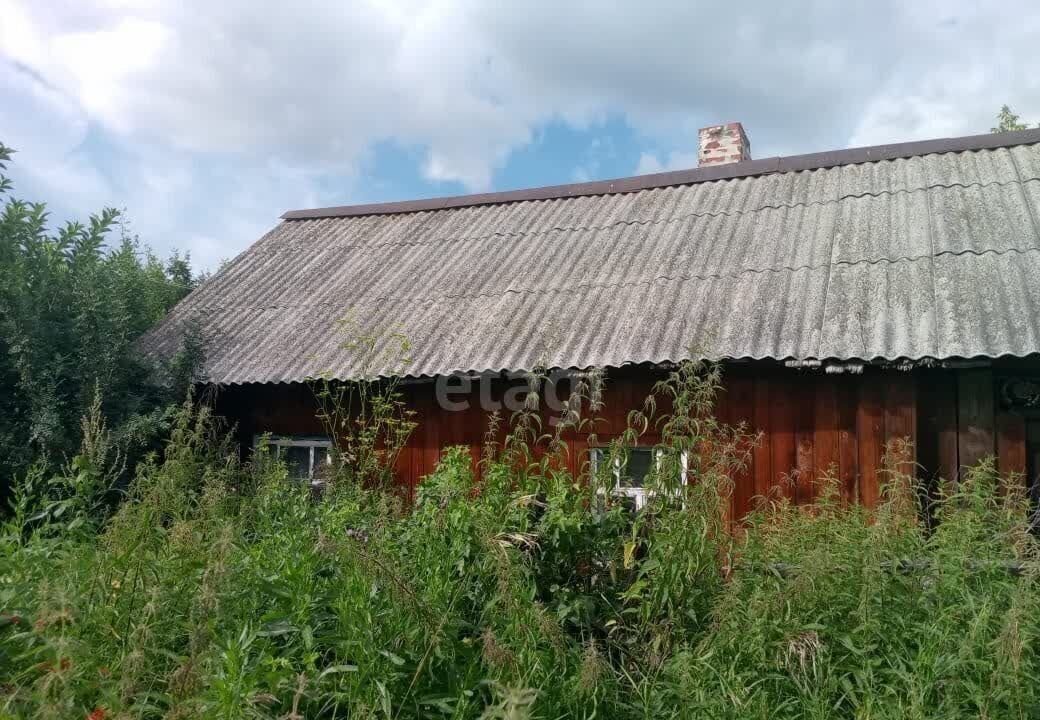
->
xmin=1 ymin=1 xmax=1038 ymax=271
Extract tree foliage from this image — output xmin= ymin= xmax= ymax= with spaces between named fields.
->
xmin=0 ymin=142 xmax=198 ymax=488
xmin=992 ymin=104 xmax=1036 ymax=133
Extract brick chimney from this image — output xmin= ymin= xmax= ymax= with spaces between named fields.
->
xmin=698 ymin=122 xmax=751 ymax=166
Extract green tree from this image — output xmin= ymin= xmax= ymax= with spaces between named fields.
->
xmin=992 ymin=104 xmax=1035 ymax=132
xmin=0 ymin=142 xmax=198 ymax=490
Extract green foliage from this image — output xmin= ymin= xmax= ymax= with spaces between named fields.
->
xmin=0 ymin=141 xmax=197 ymax=487
xmin=992 ymin=104 xmax=1036 ymax=132
xmin=308 ymin=312 xmax=416 ymax=488
xmin=3 ymin=360 xmax=1037 ymax=718
xmin=660 ymin=458 xmax=1040 ymax=720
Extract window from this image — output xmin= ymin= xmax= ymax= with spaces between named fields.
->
xmin=590 ymin=447 xmax=688 ymax=510
xmin=255 ymin=435 xmax=332 ymax=484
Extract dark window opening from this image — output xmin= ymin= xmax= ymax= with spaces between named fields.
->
xmin=254 ymin=435 xmax=332 ymax=483
xmin=590 ymin=447 xmax=687 ymax=511
xmin=621 ymin=449 xmax=654 ymax=489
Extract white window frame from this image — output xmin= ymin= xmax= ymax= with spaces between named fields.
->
xmin=254 ymin=435 xmax=333 ymax=485
xmin=590 ymin=447 xmax=688 ymax=511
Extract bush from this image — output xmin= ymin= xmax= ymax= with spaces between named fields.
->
xmin=0 ymin=141 xmax=198 ymax=494
xmin=660 ymin=455 xmax=1040 ymax=719
xmin=1 ymin=361 xmax=1037 ymax=719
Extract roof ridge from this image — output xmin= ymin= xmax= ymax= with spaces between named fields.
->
xmin=265 ymin=176 xmax=1040 ymax=255
xmin=282 ymin=128 xmax=1040 ymax=221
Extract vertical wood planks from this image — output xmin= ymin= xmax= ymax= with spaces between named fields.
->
xmin=813 ymin=377 xmax=840 ymax=491
xmin=463 ymin=393 xmax=483 ymax=485
xmin=857 ymin=373 xmax=886 ymax=509
xmin=770 ymin=375 xmax=798 ymax=501
xmin=914 ymin=371 xmax=955 ymax=526
xmin=935 ymin=372 xmax=959 ymax=484
xmin=957 ymin=370 xmax=995 ymax=472
xmin=726 ymin=376 xmax=755 ymax=520
xmin=884 ymin=373 xmax=915 ymax=441
xmin=752 ymin=376 xmax=773 ymax=508
xmin=221 ymin=363 xmax=1035 ymax=521
xmin=996 ymin=411 xmax=1027 ymax=479
xmin=423 ymin=390 xmax=441 ymax=481
xmin=714 ymin=381 xmax=735 ymax=525
xmin=794 ymin=375 xmax=816 ymax=504
xmin=884 ymin=371 xmax=917 ymax=480
xmin=836 ymin=377 xmax=860 ymax=504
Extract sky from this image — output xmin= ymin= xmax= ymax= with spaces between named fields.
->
xmin=1 ymin=1 xmax=1038 ymax=272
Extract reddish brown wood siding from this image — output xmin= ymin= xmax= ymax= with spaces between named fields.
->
xmin=915 ymin=362 xmax=1036 ymax=489
xmin=213 ymin=360 xmax=1038 ymax=520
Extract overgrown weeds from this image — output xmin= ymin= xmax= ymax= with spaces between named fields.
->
xmin=2 ymin=360 xmax=1038 ymax=719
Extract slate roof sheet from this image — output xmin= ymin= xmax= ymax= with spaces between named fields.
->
xmin=140 ymin=130 xmax=1040 ymax=383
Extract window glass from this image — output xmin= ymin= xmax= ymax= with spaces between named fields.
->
xmin=621 ymin=448 xmax=654 ymax=488
xmin=313 ymin=445 xmax=330 ymax=469
xmin=590 ymin=446 xmax=689 ymax=512
xmin=282 ymin=445 xmax=311 ymax=479
xmin=252 ymin=435 xmax=334 ymax=482
xmin=312 ymin=446 xmax=330 ymax=481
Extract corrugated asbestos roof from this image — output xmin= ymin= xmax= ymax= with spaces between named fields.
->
xmin=140 ymin=130 xmax=1040 ymax=384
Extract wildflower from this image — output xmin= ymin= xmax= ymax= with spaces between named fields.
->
xmin=110 ymin=579 xmax=121 ymax=590
xmin=98 ymin=667 xmax=110 ymax=678
xmin=87 ymin=708 xmax=108 ymax=720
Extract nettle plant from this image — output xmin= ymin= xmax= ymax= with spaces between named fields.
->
xmin=308 ymin=313 xmax=417 ymax=490
xmin=472 ymin=360 xmax=758 ymax=664
xmin=2 ymin=355 xmax=1039 ymax=719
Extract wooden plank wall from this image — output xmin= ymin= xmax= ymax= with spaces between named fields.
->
xmin=212 ymin=362 xmax=1037 ymax=519
xmin=214 ymin=366 xmax=926 ymax=519
xmin=388 ymin=369 xmax=919 ymax=516
xmin=737 ymin=370 xmax=916 ymax=513
xmin=917 ymin=367 xmax=1029 ymax=486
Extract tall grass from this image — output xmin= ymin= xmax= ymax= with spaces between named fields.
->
xmin=2 ymin=362 xmax=1038 ymax=719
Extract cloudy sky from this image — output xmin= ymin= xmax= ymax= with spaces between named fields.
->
xmin=1 ymin=1 xmax=1038 ymax=271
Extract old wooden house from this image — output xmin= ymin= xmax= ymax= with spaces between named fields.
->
xmin=142 ymin=124 xmax=1040 ymax=517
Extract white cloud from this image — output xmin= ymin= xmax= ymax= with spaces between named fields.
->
xmin=0 ymin=1 xmax=906 ymax=187
xmin=0 ymin=58 xmax=341 ymax=271
xmin=0 ymin=61 xmax=106 ymax=211
xmin=1 ymin=0 xmax=1039 ymax=270
xmin=49 ymin=16 xmax=169 ymax=126
xmin=635 ymin=150 xmax=699 ymax=175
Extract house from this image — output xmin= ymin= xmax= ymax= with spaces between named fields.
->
xmin=141 ymin=123 xmax=1040 ymax=516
